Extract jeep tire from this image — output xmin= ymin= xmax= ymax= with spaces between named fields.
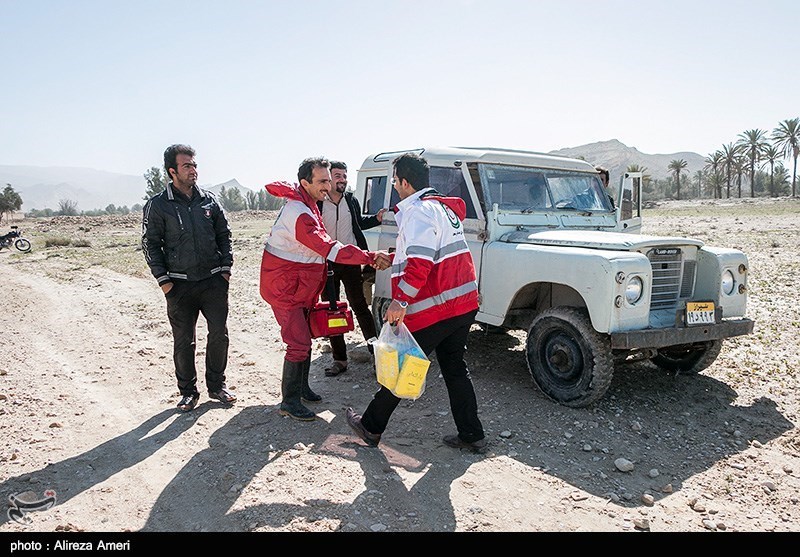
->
xmin=371 ymin=296 xmax=393 ymax=333
xmin=526 ymin=306 xmax=614 ymax=408
xmin=650 ymin=339 xmax=723 ymax=375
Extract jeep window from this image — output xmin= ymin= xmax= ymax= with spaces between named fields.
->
xmin=479 ymin=164 xmax=612 ymax=212
xmin=620 ymin=175 xmax=640 ymax=220
xmin=548 ymin=174 xmax=610 ymax=211
xmin=363 ymin=175 xmax=388 ymax=215
xmin=388 ymin=166 xmax=477 ymax=219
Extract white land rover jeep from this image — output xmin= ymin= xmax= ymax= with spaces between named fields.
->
xmin=354 ymin=147 xmax=755 ymax=407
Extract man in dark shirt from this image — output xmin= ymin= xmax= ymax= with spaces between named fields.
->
xmin=596 ymin=165 xmax=615 ymax=208
xmin=317 ymin=161 xmax=385 ymax=376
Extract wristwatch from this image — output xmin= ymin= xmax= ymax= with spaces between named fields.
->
xmin=394 ymin=300 xmax=409 ymax=309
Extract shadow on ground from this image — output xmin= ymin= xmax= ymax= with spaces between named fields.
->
xmin=1 ymin=327 xmax=792 ymax=532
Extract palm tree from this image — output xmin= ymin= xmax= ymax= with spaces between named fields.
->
xmin=721 ymin=143 xmax=740 ymax=198
xmin=704 ymin=151 xmax=724 ymax=198
xmin=625 ymin=163 xmax=650 ymax=182
xmin=668 ymin=159 xmax=688 ymax=200
xmin=694 ymin=169 xmax=704 ymax=198
xmin=705 ymin=171 xmax=724 ymax=199
xmin=761 ymin=145 xmax=782 ymax=197
xmin=733 ymin=154 xmax=746 ymax=198
xmin=772 ymin=117 xmax=800 ymax=197
xmin=773 ymin=163 xmax=791 ymax=196
xmin=626 ymin=164 xmax=652 ymax=196
xmin=736 ymin=129 xmax=769 ymax=197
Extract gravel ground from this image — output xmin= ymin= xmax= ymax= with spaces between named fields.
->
xmin=0 ymin=197 xmax=798 ymax=539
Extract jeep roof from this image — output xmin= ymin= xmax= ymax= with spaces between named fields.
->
xmin=358 ymin=146 xmax=598 ymax=174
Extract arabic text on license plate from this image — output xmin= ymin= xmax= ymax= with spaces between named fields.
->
xmin=686 ymin=301 xmax=715 ymax=325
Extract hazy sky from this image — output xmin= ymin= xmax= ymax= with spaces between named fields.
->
xmin=1 ymin=0 xmax=798 ymax=189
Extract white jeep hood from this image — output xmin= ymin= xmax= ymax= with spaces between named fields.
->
xmin=501 ymin=229 xmax=705 ymax=251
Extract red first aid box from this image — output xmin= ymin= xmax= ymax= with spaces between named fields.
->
xmin=309 ymin=300 xmax=355 ymax=338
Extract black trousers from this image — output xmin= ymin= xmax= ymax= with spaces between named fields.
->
xmin=361 ymin=309 xmax=484 ymax=443
xmin=321 ymin=262 xmax=377 ymax=362
xmin=165 ymin=274 xmax=230 ymax=396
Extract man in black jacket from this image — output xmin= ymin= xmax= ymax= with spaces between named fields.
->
xmin=142 ymin=144 xmax=236 ymax=412
xmin=317 ymin=161 xmax=385 ymax=376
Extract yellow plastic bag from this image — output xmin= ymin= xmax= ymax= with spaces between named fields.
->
xmin=371 ymin=322 xmax=430 ymax=400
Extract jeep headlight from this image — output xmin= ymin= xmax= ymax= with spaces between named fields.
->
xmin=625 ymin=276 xmax=644 ymax=304
xmin=721 ymin=269 xmax=735 ymax=295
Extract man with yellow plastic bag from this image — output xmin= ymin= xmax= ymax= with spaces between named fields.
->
xmin=346 ymin=153 xmax=488 ymax=453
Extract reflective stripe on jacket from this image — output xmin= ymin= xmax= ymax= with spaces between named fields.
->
xmin=259 ymin=181 xmax=377 ymax=310
xmin=391 ymin=187 xmax=479 ymax=332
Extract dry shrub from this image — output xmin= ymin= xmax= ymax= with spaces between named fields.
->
xmin=44 ymin=236 xmax=71 ymax=247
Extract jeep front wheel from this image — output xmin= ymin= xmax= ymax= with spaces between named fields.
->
xmin=526 ymin=307 xmax=613 ymax=408
xmin=371 ymin=296 xmax=392 ymax=333
xmin=650 ymin=340 xmax=723 ymax=375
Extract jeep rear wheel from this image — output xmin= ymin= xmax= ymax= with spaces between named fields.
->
xmin=650 ymin=340 xmax=723 ymax=375
xmin=526 ymin=307 xmax=613 ymax=408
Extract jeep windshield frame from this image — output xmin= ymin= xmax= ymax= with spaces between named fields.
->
xmin=478 ymin=164 xmax=613 ymax=214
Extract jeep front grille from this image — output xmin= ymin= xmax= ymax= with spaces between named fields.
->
xmin=648 ymin=249 xmax=695 ymax=310
xmin=680 ymin=260 xmax=696 ymax=298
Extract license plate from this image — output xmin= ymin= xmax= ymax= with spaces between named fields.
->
xmin=686 ymin=301 xmax=715 ymax=325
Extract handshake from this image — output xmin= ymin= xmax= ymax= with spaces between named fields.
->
xmin=371 ymin=251 xmax=392 ymax=271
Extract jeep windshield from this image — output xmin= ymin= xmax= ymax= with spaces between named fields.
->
xmin=479 ymin=164 xmax=612 ymax=213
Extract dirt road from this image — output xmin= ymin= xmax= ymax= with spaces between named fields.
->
xmin=0 ymin=199 xmax=798 ymax=535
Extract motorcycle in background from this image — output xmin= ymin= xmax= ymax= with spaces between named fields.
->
xmin=0 ymin=226 xmax=32 ymax=253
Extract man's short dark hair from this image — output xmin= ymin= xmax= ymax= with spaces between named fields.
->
xmin=330 ymin=161 xmax=347 ymax=172
xmin=392 ymin=153 xmax=429 ymax=191
xmin=298 ymin=157 xmax=330 ymax=183
xmin=164 ymin=144 xmax=196 ymax=180
xmin=595 ymin=166 xmax=610 ymax=185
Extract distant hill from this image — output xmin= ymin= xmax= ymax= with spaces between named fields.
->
xmin=0 ymin=165 xmax=147 ymax=211
xmin=3 ymin=141 xmax=706 ymax=211
xmin=549 ymin=139 xmax=706 ymax=188
xmin=204 ymin=179 xmax=256 ymax=198
xmin=0 ymin=165 xmax=251 ymax=211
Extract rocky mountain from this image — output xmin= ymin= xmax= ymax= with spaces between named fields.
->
xmin=549 ymin=139 xmax=706 ymax=189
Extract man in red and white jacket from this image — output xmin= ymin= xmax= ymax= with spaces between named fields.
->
xmin=260 ymin=157 xmax=389 ymax=421
xmin=346 ymin=152 xmax=488 ymax=453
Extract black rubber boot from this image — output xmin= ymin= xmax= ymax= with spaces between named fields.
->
xmin=279 ymin=360 xmax=316 ymax=421
xmin=301 ymin=357 xmax=322 ymax=402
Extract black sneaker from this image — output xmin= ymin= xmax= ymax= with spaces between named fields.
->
xmin=177 ymin=393 xmax=200 ymax=413
xmin=346 ymin=407 xmax=381 ymax=447
xmin=208 ymin=387 xmax=237 ymax=404
xmin=443 ymin=434 xmax=489 ymax=454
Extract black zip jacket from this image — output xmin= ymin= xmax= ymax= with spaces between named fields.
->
xmin=142 ymin=182 xmax=233 ymax=285
xmin=317 ymin=191 xmax=380 ymax=251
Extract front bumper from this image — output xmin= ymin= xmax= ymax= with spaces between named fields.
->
xmin=610 ymin=318 xmax=755 ymax=350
